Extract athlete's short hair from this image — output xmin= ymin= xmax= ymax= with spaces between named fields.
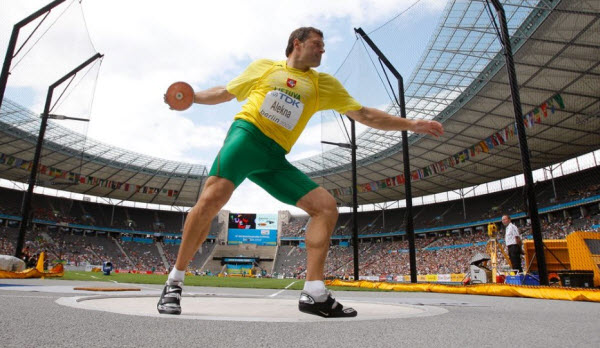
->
xmin=285 ymin=27 xmax=324 ymax=57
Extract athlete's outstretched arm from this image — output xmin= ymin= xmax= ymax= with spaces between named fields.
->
xmin=346 ymin=106 xmax=444 ymax=137
xmin=193 ymin=86 xmax=235 ymax=105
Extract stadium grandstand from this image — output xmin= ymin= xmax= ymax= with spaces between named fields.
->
xmin=1 ymin=0 xmax=598 ymax=283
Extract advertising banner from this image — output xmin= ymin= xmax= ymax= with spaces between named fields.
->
xmin=426 ymin=274 xmax=439 ymax=282
xmin=451 ymin=273 xmax=466 ymax=282
xmin=438 ymin=274 xmax=451 ymax=282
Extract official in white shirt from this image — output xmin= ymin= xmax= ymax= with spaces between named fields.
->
xmin=502 ymin=214 xmax=523 ymax=272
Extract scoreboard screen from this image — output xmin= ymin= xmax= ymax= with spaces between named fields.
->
xmin=227 ymin=213 xmax=278 ymax=245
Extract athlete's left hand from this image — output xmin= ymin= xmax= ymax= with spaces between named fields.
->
xmin=411 ymin=119 xmax=444 ymax=137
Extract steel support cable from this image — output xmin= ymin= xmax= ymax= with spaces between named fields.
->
xmin=367 ymin=0 xmax=425 ymax=35
xmin=356 ymin=36 xmax=398 ymax=114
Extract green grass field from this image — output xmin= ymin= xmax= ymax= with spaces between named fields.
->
xmin=61 ymin=271 xmax=388 ymax=292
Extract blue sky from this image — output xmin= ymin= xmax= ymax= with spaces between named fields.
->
xmin=1 ymin=0 xmax=445 ymax=214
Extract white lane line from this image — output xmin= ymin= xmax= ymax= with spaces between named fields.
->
xmin=269 ymin=280 xmax=298 ymax=298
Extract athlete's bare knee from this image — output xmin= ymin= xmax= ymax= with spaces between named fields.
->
xmin=314 ymin=196 xmax=338 ymax=221
xmin=298 ymin=188 xmax=338 ymax=219
xmin=305 ymin=235 xmax=329 ymax=250
xmin=196 ymin=177 xmax=234 ymax=213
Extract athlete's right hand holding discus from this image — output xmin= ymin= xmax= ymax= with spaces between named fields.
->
xmin=164 ymin=81 xmax=195 ymax=111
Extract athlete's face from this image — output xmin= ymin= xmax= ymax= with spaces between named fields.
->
xmin=296 ymin=32 xmax=325 ymax=67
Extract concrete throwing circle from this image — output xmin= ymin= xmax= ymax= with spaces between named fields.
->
xmin=56 ymin=294 xmax=447 ymax=322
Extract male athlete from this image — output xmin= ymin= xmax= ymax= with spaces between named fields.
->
xmin=158 ymin=27 xmax=444 ymax=317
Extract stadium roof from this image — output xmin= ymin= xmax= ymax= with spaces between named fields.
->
xmin=0 ymin=0 xmax=598 ymax=207
xmin=297 ymin=0 xmax=600 ymax=205
xmin=0 ymin=99 xmax=208 ymax=206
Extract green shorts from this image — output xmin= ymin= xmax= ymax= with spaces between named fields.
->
xmin=209 ymin=119 xmax=319 ymax=206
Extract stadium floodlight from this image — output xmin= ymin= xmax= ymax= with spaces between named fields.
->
xmin=355 ymin=27 xmax=418 ymax=283
xmin=487 ymin=0 xmax=548 ymax=285
xmin=15 ymin=52 xmax=103 ymax=259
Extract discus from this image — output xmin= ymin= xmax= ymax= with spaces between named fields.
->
xmin=164 ymin=81 xmax=194 ymax=111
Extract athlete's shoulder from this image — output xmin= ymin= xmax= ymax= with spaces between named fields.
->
xmin=316 ymin=71 xmax=345 ymax=91
xmin=272 ymin=60 xmax=286 ymax=68
xmin=317 ymin=71 xmax=342 ymax=84
xmin=316 ymin=71 xmax=335 ymax=79
xmin=248 ymin=58 xmax=276 ymax=70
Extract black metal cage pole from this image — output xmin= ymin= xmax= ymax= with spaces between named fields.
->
xmin=489 ymin=0 xmax=548 ymax=285
xmin=350 ymin=118 xmax=360 ymax=280
xmin=15 ymin=52 xmax=103 ymax=258
xmin=354 ymin=27 xmax=418 ymax=283
xmin=0 ymin=0 xmax=66 ymax=112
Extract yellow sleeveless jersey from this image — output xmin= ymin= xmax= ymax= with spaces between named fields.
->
xmin=226 ymin=59 xmax=362 ymax=153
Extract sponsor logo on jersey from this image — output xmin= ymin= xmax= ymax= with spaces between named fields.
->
xmin=274 ymin=87 xmax=301 ymax=100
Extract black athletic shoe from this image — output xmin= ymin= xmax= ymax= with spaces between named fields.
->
xmin=157 ymin=282 xmax=182 ymax=315
xmin=298 ymin=291 xmax=357 ymax=318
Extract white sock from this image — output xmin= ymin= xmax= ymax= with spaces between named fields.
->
xmin=303 ymin=280 xmax=328 ymax=302
xmin=167 ymin=267 xmax=185 ymax=285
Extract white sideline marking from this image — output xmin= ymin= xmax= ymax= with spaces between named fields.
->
xmin=269 ymin=280 xmax=298 ymax=298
